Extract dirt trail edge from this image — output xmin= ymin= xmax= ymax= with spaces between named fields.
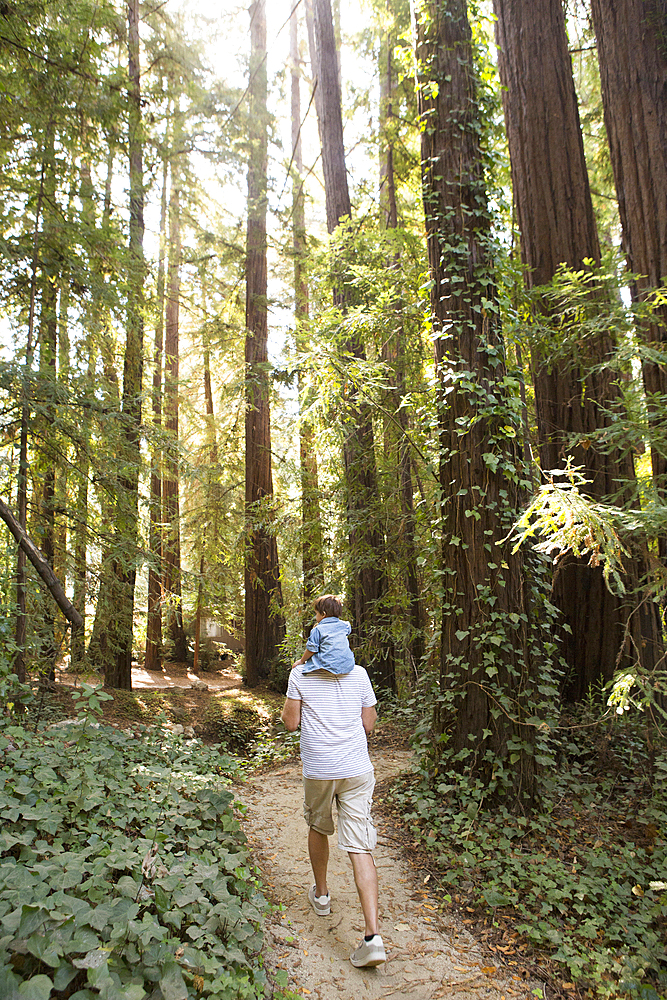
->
xmin=238 ymin=751 xmax=540 ymax=1000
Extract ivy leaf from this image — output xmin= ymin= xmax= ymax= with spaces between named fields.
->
xmin=483 ymin=889 xmax=510 ymax=907
xmin=159 ymin=958 xmax=188 ymax=1000
xmin=18 ymin=904 xmax=48 ymax=938
xmin=72 ymin=948 xmax=109 ymax=969
xmin=25 ymin=931 xmax=61 ymax=967
xmin=116 ymin=876 xmax=139 ymax=898
xmin=17 ymin=975 xmax=53 ymax=1000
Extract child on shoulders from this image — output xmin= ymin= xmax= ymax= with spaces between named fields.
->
xmin=292 ymin=594 xmax=355 ymax=676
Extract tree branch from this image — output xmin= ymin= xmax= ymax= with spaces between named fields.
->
xmin=0 ymin=497 xmax=84 ymax=629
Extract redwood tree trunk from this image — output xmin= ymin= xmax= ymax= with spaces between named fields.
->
xmin=590 ymin=0 xmax=667 ymax=562
xmin=312 ymin=0 xmax=395 ymax=689
xmin=379 ymin=16 xmax=424 ymax=677
xmin=244 ymin=0 xmax=286 ymax=686
xmin=292 ymin=5 xmax=324 ymax=619
xmin=105 ymin=0 xmax=144 ymax=689
xmin=416 ymin=0 xmax=541 ymax=801
xmin=493 ymin=0 xmax=662 ymax=700
xmin=36 ymin=163 xmax=58 ymax=679
xmin=14 ymin=133 xmax=49 ymax=683
xmin=162 ymin=155 xmax=187 ymax=663
xmin=193 ymin=307 xmax=219 ymax=675
xmin=145 ymin=154 xmax=168 ymax=673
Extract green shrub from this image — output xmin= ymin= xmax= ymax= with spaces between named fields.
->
xmin=0 ymin=707 xmax=270 ymax=999
xmin=386 ymin=702 xmax=667 ymax=997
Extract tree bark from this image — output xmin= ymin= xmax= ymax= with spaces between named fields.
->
xmin=590 ymin=0 xmax=667 ymax=562
xmin=379 ymin=13 xmax=424 ymax=678
xmin=312 ymin=0 xmax=395 ymax=689
xmin=14 ymin=126 xmax=50 ymax=683
xmin=145 ymin=153 xmax=169 ymax=673
xmin=35 ymin=128 xmax=58 ymax=678
xmin=86 ymin=143 xmax=120 ymax=672
xmin=493 ymin=0 xmax=663 ymax=700
xmin=292 ymin=5 xmax=324 ymax=621
xmin=244 ymin=0 xmax=286 ymax=686
xmin=162 ymin=152 xmax=187 ymax=663
xmin=415 ymin=0 xmax=540 ymax=801
xmin=71 ymin=348 xmax=93 ymax=669
xmin=193 ymin=307 xmax=219 ymax=676
xmin=104 ymin=0 xmax=144 ymax=690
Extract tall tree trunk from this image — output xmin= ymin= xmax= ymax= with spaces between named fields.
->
xmin=590 ymin=0 xmax=667 ymax=562
xmin=304 ymin=0 xmax=324 ymax=143
xmin=493 ymin=0 xmax=663 ymax=700
xmin=379 ymin=18 xmax=398 ymax=232
xmin=71 ymin=349 xmax=93 ymax=669
xmin=105 ymin=0 xmax=145 ymax=689
xmin=312 ymin=0 xmax=395 ymax=689
xmin=86 ymin=145 xmax=120 ymax=671
xmin=379 ymin=13 xmax=424 ymax=678
xmin=162 ymin=154 xmax=187 ymax=663
xmin=291 ymin=5 xmax=324 ymax=620
xmin=415 ymin=0 xmax=541 ymax=802
xmin=145 ymin=153 xmax=168 ymax=673
xmin=14 ymin=129 xmax=50 ymax=683
xmin=36 ymin=167 xmax=58 ymax=679
xmin=244 ymin=0 xmax=286 ymax=686
xmin=193 ymin=296 xmax=219 ymax=675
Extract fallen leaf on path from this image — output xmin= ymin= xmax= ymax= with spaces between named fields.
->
xmin=394 ymin=923 xmax=411 ymax=931
xmin=481 ymin=967 xmax=496 ymax=975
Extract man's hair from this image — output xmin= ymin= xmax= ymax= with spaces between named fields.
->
xmin=313 ymin=594 xmax=343 ymax=618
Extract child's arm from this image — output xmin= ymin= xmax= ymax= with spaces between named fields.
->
xmin=292 ymin=648 xmax=315 ymax=668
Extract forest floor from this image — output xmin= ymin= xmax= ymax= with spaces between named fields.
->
xmin=32 ymin=662 xmax=545 ymax=1000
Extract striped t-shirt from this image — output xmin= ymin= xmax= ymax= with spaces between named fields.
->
xmin=286 ymin=664 xmax=377 ymax=779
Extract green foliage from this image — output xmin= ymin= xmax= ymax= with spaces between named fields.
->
xmin=0 ymin=708 xmax=271 ymax=999
xmin=512 ymin=463 xmax=632 ymax=596
xmin=387 ymin=700 xmax=667 ymax=996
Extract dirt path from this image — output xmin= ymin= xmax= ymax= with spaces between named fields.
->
xmin=55 ymin=663 xmax=243 ymax=692
xmin=239 ymin=751 xmax=539 ymax=1000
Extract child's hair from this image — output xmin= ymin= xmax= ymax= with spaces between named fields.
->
xmin=313 ymin=594 xmax=343 ymax=618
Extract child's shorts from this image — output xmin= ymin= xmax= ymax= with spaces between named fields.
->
xmin=302 ymin=770 xmax=377 ymax=853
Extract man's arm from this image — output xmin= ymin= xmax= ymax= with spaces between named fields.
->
xmin=361 ymin=705 xmax=377 ymax=734
xmin=281 ymin=697 xmax=302 ymax=731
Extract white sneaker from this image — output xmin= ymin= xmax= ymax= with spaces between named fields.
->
xmin=350 ymin=934 xmax=386 ymax=967
xmin=308 ymin=885 xmax=331 ymax=916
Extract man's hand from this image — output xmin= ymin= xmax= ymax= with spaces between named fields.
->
xmin=281 ymin=697 xmax=302 ymax=731
xmin=361 ymin=705 xmax=377 ymax=734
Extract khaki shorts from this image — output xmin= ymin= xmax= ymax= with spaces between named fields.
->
xmin=303 ymin=770 xmax=377 ymax=853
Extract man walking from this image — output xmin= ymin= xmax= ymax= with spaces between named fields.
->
xmin=281 ymin=596 xmax=385 ymax=968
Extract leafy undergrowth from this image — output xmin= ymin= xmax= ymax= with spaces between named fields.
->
xmin=0 ymin=685 xmax=290 ymax=1000
xmin=385 ymin=708 xmax=667 ymax=999
xmin=28 ymin=680 xmax=296 ymax=767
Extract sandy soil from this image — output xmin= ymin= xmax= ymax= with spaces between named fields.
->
xmin=238 ymin=751 xmax=541 ymax=1000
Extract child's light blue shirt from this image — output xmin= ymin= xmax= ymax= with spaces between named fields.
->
xmin=303 ymin=616 xmax=355 ymax=675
